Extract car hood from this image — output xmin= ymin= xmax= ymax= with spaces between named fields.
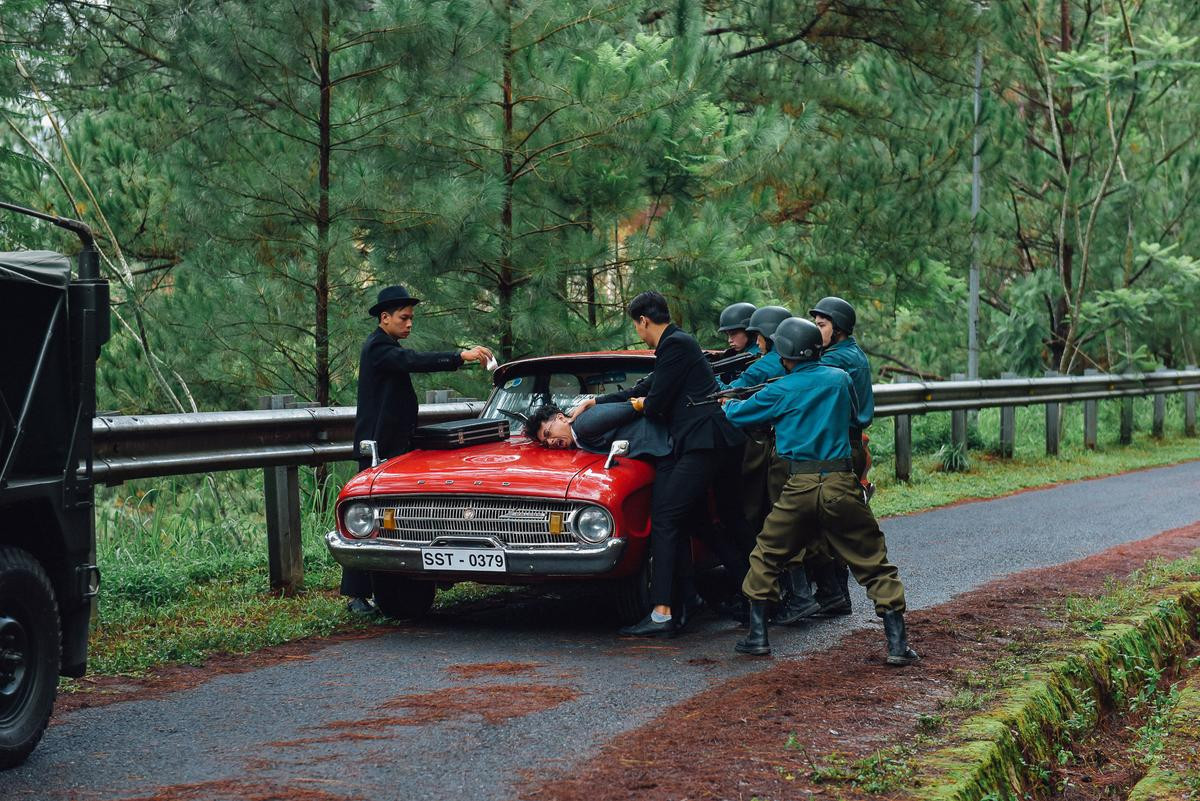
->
xmin=366 ymin=438 xmax=606 ymax=500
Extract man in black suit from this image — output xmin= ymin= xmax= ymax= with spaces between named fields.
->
xmin=343 ymin=285 xmax=493 ymax=615
xmin=572 ymin=291 xmax=750 ymax=636
xmin=524 ymin=401 xmax=672 ymax=458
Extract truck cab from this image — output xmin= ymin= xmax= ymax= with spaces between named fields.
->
xmin=0 ymin=203 xmax=109 ymax=768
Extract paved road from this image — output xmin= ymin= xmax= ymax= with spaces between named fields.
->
xmin=4 ymin=461 xmax=1200 ymax=801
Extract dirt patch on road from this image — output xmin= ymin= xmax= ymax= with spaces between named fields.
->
xmin=266 ymin=682 xmax=580 ymax=749
xmin=447 ymin=660 xmax=546 ymax=679
xmin=520 ymin=521 xmax=1200 ymax=801
xmin=97 ymin=777 xmax=362 ymax=801
xmin=53 ymin=628 xmax=392 ymax=720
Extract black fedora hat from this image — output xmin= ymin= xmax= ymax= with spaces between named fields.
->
xmin=368 ymin=285 xmax=422 ymax=318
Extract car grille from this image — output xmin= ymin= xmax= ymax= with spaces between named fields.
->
xmin=367 ymin=495 xmax=590 ymax=549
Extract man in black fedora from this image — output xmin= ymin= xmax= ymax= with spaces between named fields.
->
xmin=343 ymin=284 xmax=494 ymax=615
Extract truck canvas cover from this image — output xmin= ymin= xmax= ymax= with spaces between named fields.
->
xmin=0 ymin=250 xmax=71 ymax=287
xmin=1 ymin=250 xmax=73 ymax=481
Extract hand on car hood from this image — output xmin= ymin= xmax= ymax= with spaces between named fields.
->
xmin=367 ymin=439 xmax=609 ymax=500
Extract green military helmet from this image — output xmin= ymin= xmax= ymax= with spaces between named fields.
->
xmin=771 ymin=317 xmax=823 ymax=361
xmin=745 ymin=305 xmax=792 ymax=338
xmin=717 ymin=301 xmax=757 ymax=332
xmin=809 ymin=296 xmax=856 ymax=334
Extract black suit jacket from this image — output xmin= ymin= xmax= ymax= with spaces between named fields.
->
xmin=571 ymin=401 xmax=672 ymax=458
xmin=354 ymin=328 xmax=463 ymax=463
xmin=596 ymin=324 xmax=745 ymax=454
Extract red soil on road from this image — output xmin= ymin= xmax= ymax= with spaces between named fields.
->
xmin=519 ymin=521 xmax=1200 ymax=801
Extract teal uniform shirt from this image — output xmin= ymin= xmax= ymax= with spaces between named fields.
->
xmin=744 ymin=342 xmax=761 ymax=356
xmin=723 ymin=361 xmax=856 ymax=462
xmin=717 ymin=348 xmax=784 ymax=391
xmin=820 ymin=337 xmax=873 ymax=430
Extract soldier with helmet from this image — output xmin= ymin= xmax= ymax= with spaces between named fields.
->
xmin=721 ymin=317 xmax=918 ymax=665
xmin=717 ymin=305 xmax=790 ymax=391
xmin=717 ymin=302 xmax=760 ymax=356
xmin=714 ymin=307 xmax=799 ymax=577
xmin=802 ymin=296 xmax=875 ymax=617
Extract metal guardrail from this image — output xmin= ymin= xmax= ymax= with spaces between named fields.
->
xmin=874 ymin=369 xmax=1200 ymax=416
xmin=87 ymin=369 xmax=1199 ymax=594
xmin=90 ymin=369 xmax=1200 ymax=485
xmin=91 ymin=401 xmax=483 ymax=483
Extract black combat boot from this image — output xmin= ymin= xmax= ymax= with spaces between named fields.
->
xmin=811 ymin=560 xmax=852 ymax=617
xmin=735 ymin=600 xmax=771 ymax=656
xmin=882 ymin=610 xmax=919 ymax=666
xmin=773 ymin=567 xmax=822 ymax=625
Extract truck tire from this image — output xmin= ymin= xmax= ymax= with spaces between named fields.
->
xmin=613 ymin=555 xmax=652 ymax=625
xmin=0 ymin=546 xmax=60 ymax=770
xmin=371 ymin=575 xmax=436 ymax=621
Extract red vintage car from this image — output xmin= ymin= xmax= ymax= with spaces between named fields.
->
xmin=325 ymin=352 xmax=663 ymax=622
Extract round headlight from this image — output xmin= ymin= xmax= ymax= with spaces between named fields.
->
xmin=342 ymin=503 xmax=377 ymax=538
xmin=574 ymin=506 xmax=613 ymax=544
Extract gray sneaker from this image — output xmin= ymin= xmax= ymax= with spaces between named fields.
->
xmin=346 ymin=596 xmax=380 ymax=617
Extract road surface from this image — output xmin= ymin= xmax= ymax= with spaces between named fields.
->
xmin=3 ymin=461 xmax=1199 ymax=801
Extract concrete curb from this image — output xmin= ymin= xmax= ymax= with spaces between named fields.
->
xmin=1127 ymin=671 xmax=1200 ymax=800
xmin=908 ymin=583 xmax=1200 ymax=801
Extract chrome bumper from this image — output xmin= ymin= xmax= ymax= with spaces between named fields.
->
xmin=324 ymin=530 xmax=627 ymax=577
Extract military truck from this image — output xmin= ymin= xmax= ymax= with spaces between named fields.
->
xmin=0 ymin=202 xmax=109 ymax=768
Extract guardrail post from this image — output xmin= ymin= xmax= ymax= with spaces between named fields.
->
xmin=951 ymin=373 xmax=967 ymax=453
xmin=260 ymin=394 xmax=303 ymax=596
xmin=1044 ymin=369 xmax=1060 ymax=456
xmin=999 ymin=372 xmax=1016 ymax=458
xmin=894 ymin=414 xmax=912 ymax=482
xmin=1083 ymin=368 xmax=1099 ymax=449
xmin=1152 ymin=367 xmax=1166 ymax=439
xmin=1120 ymin=393 xmax=1134 ymax=445
xmin=1187 ymin=365 xmax=1197 ymax=437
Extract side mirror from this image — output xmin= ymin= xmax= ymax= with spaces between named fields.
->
xmin=604 ymin=439 xmax=630 ymax=470
xmin=359 ymin=439 xmax=380 ymax=468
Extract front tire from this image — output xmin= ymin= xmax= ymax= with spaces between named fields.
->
xmin=613 ymin=555 xmax=652 ymax=625
xmin=0 ymin=547 xmax=60 ymax=770
xmin=371 ymin=575 xmax=436 ymax=621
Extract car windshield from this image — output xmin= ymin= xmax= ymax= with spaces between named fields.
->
xmin=481 ymin=364 xmax=651 ymax=430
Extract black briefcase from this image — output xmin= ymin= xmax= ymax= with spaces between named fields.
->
xmin=412 ymin=418 xmax=510 ymax=449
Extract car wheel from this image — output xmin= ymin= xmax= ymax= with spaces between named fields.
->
xmin=0 ymin=546 xmax=60 ymax=770
xmin=613 ymin=554 xmax=652 ymax=625
xmin=371 ymin=575 xmax=436 ymax=621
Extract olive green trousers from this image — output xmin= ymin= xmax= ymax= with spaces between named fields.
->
xmin=742 ymin=470 xmax=906 ymax=615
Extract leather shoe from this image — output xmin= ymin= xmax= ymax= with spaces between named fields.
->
xmin=774 ymin=566 xmax=821 ymax=625
xmin=882 ymin=610 xmax=920 ymax=666
xmin=346 ymin=596 xmax=379 ymax=617
xmin=735 ymin=600 xmax=770 ymax=655
xmin=619 ymin=612 xmax=678 ymax=637
xmin=773 ymin=593 xmax=822 ymax=625
xmin=716 ymin=597 xmax=750 ymax=626
xmin=675 ymin=594 xmax=706 ymax=634
xmin=811 ymin=561 xmax=852 ymax=616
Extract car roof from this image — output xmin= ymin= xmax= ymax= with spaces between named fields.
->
xmin=493 ymin=351 xmax=655 ymax=385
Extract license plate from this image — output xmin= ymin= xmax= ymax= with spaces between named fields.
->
xmin=420 ymin=548 xmax=507 ymax=573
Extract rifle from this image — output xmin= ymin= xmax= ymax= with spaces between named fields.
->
xmin=637 ymin=349 xmax=758 ymax=387
xmin=707 ymin=349 xmax=758 ymax=378
xmin=687 ymin=376 xmax=784 ymax=406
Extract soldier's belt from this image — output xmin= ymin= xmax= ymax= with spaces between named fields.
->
xmin=787 ymin=458 xmax=854 ymax=475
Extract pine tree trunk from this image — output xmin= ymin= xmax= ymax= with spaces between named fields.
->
xmin=316 ymin=0 xmax=332 ymax=407
xmin=315 ymin=0 xmax=333 ymax=495
xmin=498 ymin=0 xmax=516 ymax=362
xmin=1054 ymin=2 xmax=1075 ymax=373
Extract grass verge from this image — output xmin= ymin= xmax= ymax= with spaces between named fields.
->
xmin=1126 ymin=668 xmax=1200 ymax=800
xmin=887 ymin=551 xmax=1200 ymax=800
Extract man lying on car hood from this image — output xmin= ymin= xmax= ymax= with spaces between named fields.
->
xmin=525 ymin=401 xmax=672 ymax=458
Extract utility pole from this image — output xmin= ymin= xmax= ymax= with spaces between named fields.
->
xmin=968 ymin=35 xmax=982 ymax=380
